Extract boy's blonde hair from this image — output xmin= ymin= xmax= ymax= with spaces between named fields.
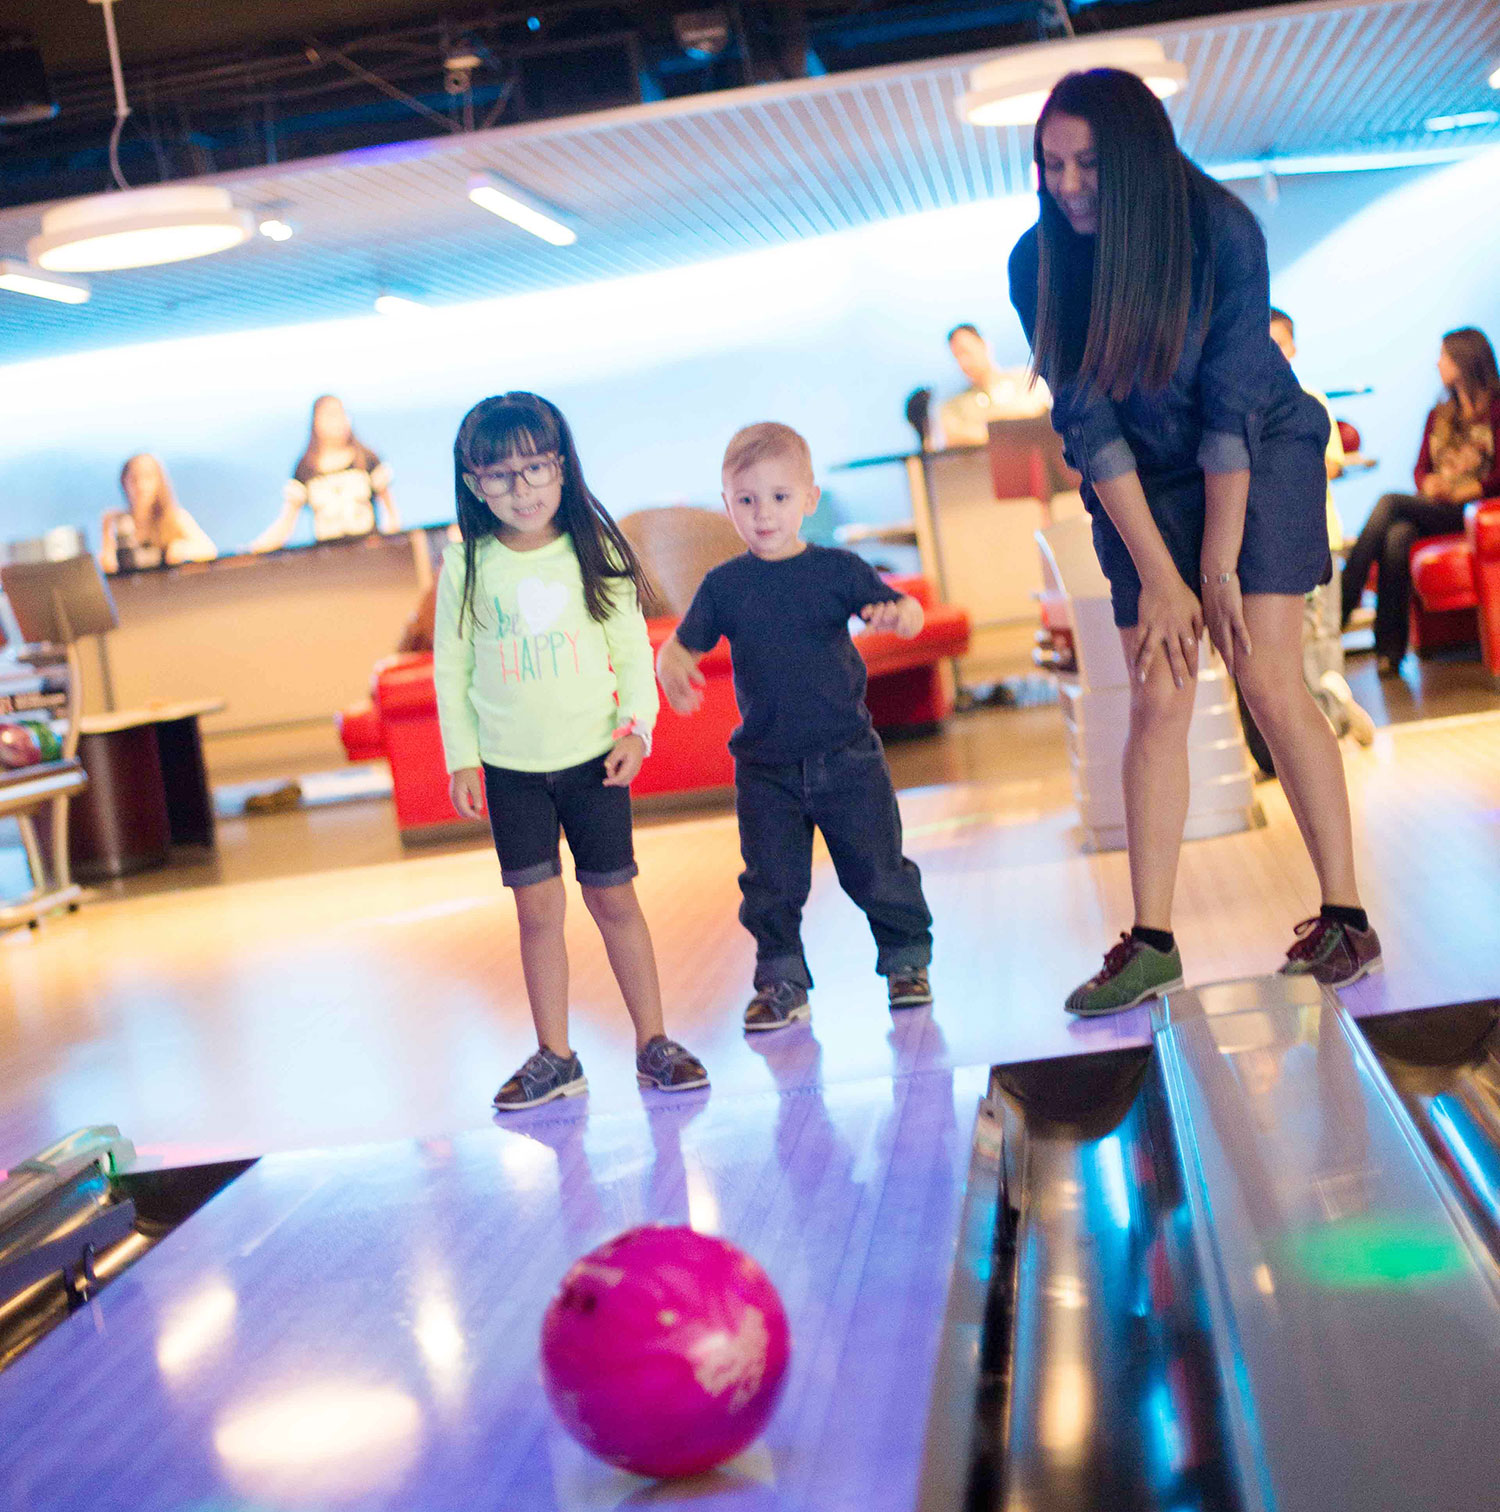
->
xmin=722 ymin=422 xmax=815 ymax=484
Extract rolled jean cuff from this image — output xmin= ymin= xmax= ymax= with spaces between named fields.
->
xmin=877 ymin=944 xmax=933 ymax=977
xmin=575 ymin=861 xmax=639 ymax=888
xmin=1197 ymin=429 xmax=1252 ymax=473
xmin=755 ymin=952 xmax=813 ymax=991
xmin=1084 ymin=436 xmax=1137 ymax=483
xmin=501 ymin=857 xmax=562 ymax=889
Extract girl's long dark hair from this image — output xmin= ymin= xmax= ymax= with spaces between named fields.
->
xmin=1441 ymin=327 xmax=1500 ymax=410
xmin=1031 ymin=68 xmax=1196 ymax=402
xmin=451 ymin=392 xmax=653 ymax=635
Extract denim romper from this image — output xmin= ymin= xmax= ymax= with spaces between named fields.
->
xmin=1009 ymin=165 xmax=1332 ymax=628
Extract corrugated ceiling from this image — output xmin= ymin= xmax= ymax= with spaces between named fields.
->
xmin=0 ymin=0 xmax=1495 ymax=364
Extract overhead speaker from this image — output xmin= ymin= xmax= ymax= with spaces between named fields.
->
xmin=515 ymin=38 xmax=641 ymax=119
xmin=0 ymin=33 xmax=57 ymax=127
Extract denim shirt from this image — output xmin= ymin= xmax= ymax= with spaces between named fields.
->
xmin=1008 ymin=168 xmax=1307 ymax=491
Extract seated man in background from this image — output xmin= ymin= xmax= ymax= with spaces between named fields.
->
xmin=1268 ymin=308 xmax=1375 ymax=747
xmin=932 ymin=323 xmax=1050 ymax=447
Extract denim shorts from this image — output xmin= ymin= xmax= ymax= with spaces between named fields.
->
xmin=482 ymin=754 xmax=636 ymax=890
xmin=1089 ymin=396 xmax=1333 ymax=628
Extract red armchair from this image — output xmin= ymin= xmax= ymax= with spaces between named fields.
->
xmin=1409 ymin=498 xmax=1500 ymax=671
xmin=337 ymin=572 xmax=971 ymax=841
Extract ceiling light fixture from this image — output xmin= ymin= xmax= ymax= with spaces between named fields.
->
xmin=960 ymin=36 xmax=1187 ymax=128
xmin=0 ymin=259 xmax=90 ymax=304
xmin=1208 ymin=145 xmax=1477 ymax=180
xmin=467 ymin=171 xmax=577 ymax=246
xmin=1425 ymin=109 xmax=1500 ymax=132
xmin=29 ymin=184 xmax=255 ymax=272
xmin=25 ymin=1 xmax=254 ymax=272
xmin=258 ymin=217 xmax=295 ymax=242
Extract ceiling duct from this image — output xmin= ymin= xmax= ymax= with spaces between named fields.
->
xmin=0 ymin=32 xmax=57 ymax=126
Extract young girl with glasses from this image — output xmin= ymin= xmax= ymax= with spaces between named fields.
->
xmin=435 ymin=392 xmax=708 ymax=1109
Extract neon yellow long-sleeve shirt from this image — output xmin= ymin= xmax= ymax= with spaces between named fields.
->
xmin=433 ymin=534 xmax=657 ymax=773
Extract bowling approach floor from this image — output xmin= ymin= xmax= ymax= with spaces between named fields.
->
xmin=0 ymin=698 xmax=1497 ymax=1510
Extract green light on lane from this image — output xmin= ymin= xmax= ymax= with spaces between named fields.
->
xmin=1279 ymin=1217 xmax=1469 ymax=1289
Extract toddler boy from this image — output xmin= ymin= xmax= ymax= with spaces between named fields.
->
xmin=657 ymin=422 xmax=935 ymax=1031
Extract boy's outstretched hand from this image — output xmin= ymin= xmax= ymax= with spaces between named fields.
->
xmin=656 ymin=634 xmax=707 ymax=715
xmin=860 ymin=595 xmax=924 ymax=639
xmin=603 ymin=732 xmax=647 ymax=787
xmin=449 ymin=766 xmax=485 ymax=819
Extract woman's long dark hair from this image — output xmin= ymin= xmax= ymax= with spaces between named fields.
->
xmin=1441 ymin=328 xmax=1500 ymax=410
xmin=119 ymin=453 xmax=184 ymax=548
xmin=1031 ymin=68 xmax=1196 ymax=401
xmin=451 ymin=392 xmax=653 ymax=635
xmin=295 ymin=394 xmax=373 ymax=481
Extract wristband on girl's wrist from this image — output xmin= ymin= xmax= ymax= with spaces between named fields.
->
xmin=1201 ymin=569 xmax=1237 ymax=587
xmin=612 ymin=719 xmax=653 ymax=758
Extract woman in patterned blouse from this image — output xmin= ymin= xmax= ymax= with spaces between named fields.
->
xmin=1341 ymin=328 xmax=1500 ymax=673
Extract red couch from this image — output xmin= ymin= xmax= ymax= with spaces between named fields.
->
xmin=339 ymin=574 xmax=970 ymax=841
xmin=1408 ymin=497 xmax=1500 ymax=673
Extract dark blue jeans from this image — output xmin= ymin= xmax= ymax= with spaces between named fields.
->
xmin=1340 ymin=492 xmax=1466 ymax=662
xmin=734 ymin=731 xmax=932 ymax=989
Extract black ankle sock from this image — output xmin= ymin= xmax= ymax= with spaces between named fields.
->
xmin=1131 ymin=925 xmax=1175 ymax=954
xmin=1321 ymin=903 xmax=1369 ymax=933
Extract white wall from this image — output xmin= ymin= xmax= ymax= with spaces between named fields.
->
xmin=2 ymin=146 xmax=1496 ymax=552
xmin=1253 ymin=146 xmax=1500 ymax=530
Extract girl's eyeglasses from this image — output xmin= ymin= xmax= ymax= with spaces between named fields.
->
xmin=465 ymin=455 xmax=561 ymax=498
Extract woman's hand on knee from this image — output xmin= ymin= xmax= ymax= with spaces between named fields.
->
xmin=1134 ymin=576 xmax=1203 ymax=689
xmin=1201 ymin=569 xmax=1253 ymax=676
xmin=449 ymin=766 xmax=485 ymax=819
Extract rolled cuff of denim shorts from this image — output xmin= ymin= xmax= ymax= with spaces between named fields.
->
xmin=1197 ymin=428 xmax=1252 ymax=474
xmin=1088 ymin=436 xmax=1138 ymax=483
xmin=575 ymin=861 xmax=639 ymax=888
xmin=501 ymin=857 xmax=563 ymax=889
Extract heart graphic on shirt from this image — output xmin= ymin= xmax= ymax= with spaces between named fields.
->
xmin=517 ymin=577 xmax=568 ymax=634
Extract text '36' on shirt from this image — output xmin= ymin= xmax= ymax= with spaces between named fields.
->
xmin=674 ymin=544 xmax=903 ymax=765
xmin=433 ymin=532 xmax=657 ymax=774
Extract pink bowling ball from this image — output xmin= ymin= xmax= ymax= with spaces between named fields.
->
xmin=540 ymin=1225 xmax=791 ymax=1480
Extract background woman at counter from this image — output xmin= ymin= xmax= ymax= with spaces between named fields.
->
xmin=100 ymin=454 xmax=218 ymax=574
xmin=250 ymin=395 xmax=402 ymax=552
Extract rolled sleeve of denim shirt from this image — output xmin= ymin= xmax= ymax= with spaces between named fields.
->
xmin=1196 ymin=197 xmax=1274 ymax=475
xmin=1198 ymin=429 xmax=1251 ymax=473
xmin=1056 ymin=382 xmax=1137 ymax=485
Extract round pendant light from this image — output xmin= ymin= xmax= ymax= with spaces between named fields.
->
xmin=960 ymin=37 xmax=1187 ymax=129
xmin=28 ymin=185 xmax=255 ymax=273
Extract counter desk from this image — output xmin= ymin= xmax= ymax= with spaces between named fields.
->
xmin=834 ymin=421 xmax=1083 ymax=643
xmin=80 ymin=530 xmax=435 ymax=775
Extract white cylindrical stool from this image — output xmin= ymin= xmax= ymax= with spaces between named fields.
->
xmin=1037 ymin=515 xmax=1260 ymax=852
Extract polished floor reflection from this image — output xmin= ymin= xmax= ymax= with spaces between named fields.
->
xmin=2 ymin=710 xmax=1497 ymax=1168
xmin=0 ymin=1066 xmax=987 ymax=1511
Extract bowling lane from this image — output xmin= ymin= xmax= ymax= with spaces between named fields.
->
xmin=0 ymin=1064 xmax=986 ymax=1511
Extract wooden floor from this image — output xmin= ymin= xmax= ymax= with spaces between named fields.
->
xmin=0 ymin=671 xmax=1497 ymax=1511
xmin=1 ymin=691 xmax=1497 ymax=1171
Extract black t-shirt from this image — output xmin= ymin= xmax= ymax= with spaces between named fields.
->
xmin=675 ymin=544 xmax=903 ymax=764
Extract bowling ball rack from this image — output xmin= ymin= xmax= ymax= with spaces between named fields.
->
xmin=0 ymin=1127 xmax=251 ymax=1373
xmin=919 ymin=983 xmax=1500 ymax=1512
